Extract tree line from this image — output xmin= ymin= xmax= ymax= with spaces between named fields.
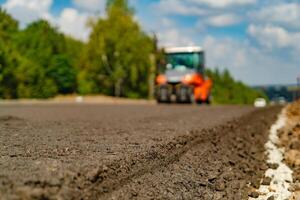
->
xmin=0 ymin=10 xmax=82 ymax=98
xmin=0 ymin=0 xmax=265 ymax=104
xmin=206 ymin=69 xmax=267 ymax=104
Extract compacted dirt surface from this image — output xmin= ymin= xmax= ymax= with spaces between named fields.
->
xmin=0 ymin=104 xmax=281 ymax=199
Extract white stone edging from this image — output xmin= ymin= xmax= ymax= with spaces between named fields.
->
xmin=249 ymin=110 xmax=294 ymax=200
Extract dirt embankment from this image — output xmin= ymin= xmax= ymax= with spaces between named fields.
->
xmin=278 ymin=101 xmax=300 ymax=200
xmin=0 ymin=105 xmax=280 ymax=199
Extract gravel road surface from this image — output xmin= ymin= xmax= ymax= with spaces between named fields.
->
xmin=0 ymin=104 xmax=281 ymax=199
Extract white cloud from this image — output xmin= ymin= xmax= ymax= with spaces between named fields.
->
xmin=73 ymin=0 xmax=106 ymax=12
xmin=203 ymin=36 xmax=248 ymax=69
xmin=2 ymin=0 xmax=91 ymax=41
xmin=157 ymin=28 xmax=195 ymax=47
xmin=57 ymin=8 xmax=91 ymax=41
xmin=160 ymin=17 xmax=175 ymax=28
xmin=188 ymin=0 xmax=256 ymax=8
xmin=139 ymin=13 xmax=195 ymax=47
xmin=253 ymin=3 xmax=300 ymax=30
xmin=203 ymin=36 xmax=298 ymax=85
xmin=155 ymin=0 xmax=256 ymax=13
xmin=205 ymin=14 xmax=241 ymax=27
xmin=3 ymin=0 xmax=53 ymax=26
xmin=247 ymin=24 xmax=300 ymax=50
xmin=154 ymin=0 xmax=255 ymax=17
xmin=154 ymin=0 xmax=208 ymax=16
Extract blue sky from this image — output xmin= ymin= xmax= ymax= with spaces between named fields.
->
xmin=1 ymin=0 xmax=299 ymax=85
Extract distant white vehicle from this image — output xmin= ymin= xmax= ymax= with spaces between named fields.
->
xmin=254 ymin=98 xmax=267 ymax=108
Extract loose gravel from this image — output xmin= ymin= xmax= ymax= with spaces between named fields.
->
xmin=0 ymin=104 xmax=281 ymax=199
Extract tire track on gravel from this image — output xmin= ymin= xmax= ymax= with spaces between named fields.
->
xmin=0 ymin=105 xmax=279 ymax=200
xmin=80 ymin=107 xmax=280 ymax=199
xmin=105 ymin=107 xmax=281 ymax=200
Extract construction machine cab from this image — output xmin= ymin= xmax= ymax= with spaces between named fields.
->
xmin=165 ymin=47 xmax=205 ymax=75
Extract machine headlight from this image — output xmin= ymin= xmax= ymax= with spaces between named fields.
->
xmin=182 ymin=74 xmax=195 ymax=84
xmin=156 ymin=74 xmax=167 ymax=85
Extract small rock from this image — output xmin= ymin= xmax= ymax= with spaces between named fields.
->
xmin=102 ymin=187 xmax=109 ymax=193
xmin=132 ymin=191 xmax=138 ymax=197
xmin=87 ymin=168 xmax=102 ymax=183
xmin=286 ymin=150 xmax=300 ymax=166
xmin=290 ymin=141 xmax=300 ymax=150
xmin=268 ymin=186 xmax=276 ymax=192
xmin=229 ymin=160 xmax=236 ymax=166
xmin=292 ymin=183 xmax=300 ymax=191
xmin=215 ymin=181 xmax=225 ymax=191
xmin=248 ymin=191 xmax=260 ymax=198
xmin=251 ymin=179 xmax=261 ymax=189
xmin=267 ymin=163 xmax=279 ymax=170
xmin=267 ymin=195 xmax=274 ymax=200
xmin=262 ymin=177 xmax=272 ymax=186
xmin=199 ymin=181 xmax=207 ymax=187
xmin=260 ymin=164 xmax=269 ymax=171
xmin=102 ymin=165 xmax=109 ymax=172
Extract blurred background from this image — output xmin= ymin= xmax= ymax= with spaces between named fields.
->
xmin=0 ymin=0 xmax=299 ymax=104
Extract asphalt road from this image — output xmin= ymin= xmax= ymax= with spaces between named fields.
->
xmin=0 ymin=104 xmax=281 ymax=199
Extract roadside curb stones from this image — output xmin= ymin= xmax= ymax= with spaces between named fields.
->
xmin=249 ymin=109 xmax=294 ymax=200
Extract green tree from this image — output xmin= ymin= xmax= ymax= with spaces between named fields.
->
xmin=0 ymin=8 xmax=19 ymax=99
xmin=0 ymin=8 xmax=18 ymax=42
xmin=48 ymin=55 xmax=76 ymax=94
xmin=206 ymin=68 xmax=267 ymax=104
xmin=64 ymin=36 xmax=84 ymax=67
xmin=0 ymin=42 xmax=18 ymax=98
xmin=15 ymin=58 xmax=57 ymax=98
xmin=106 ymin=0 xmax=133 ymax=13
xmin=0 ymin=9 xmax=83 ymax=99
xmin=14 ymin=20 xmax=82 ymax=97
xmin=78 ymin=0 xmax=154 ymax=98
xmin=15 ymin=20 xmax=67 ymax=67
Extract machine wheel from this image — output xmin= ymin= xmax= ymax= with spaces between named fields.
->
xmin=189 ymin=93 xmax=196 ymax=104
xmin=205 ymin=98 xmax=211 ymax=105
xmin=176 ymin=86 xmax=194 ymax=104
xmin=205 ymin=95 xmax=212 ymax=105
xmin=156 ymin=86 xmax=171 ymax=103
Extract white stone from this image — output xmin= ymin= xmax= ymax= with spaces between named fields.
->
xmin=249 ymin=110 xmax=294 ymax=200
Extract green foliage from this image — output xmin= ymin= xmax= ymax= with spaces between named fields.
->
xmin=15 ymin=58 xmax=57 ymax=98
xmin=106 ymin=0 xmax=133 ymax=13
xmin=48 ymin=55 xmax=76 ymax=94
xmin=206 ymin=68 xmax=268 ymax=104
xmin=15 ymin=20 xmax=73 ymax=69
xmin=64 ymin=36 xmax=84 ymax=67
xmin=77 ymin=70 xmax=99 ymax=95
xmin=0 ymin=42 xmax=18 ymax=98
xmin=0 ymin=8 xmax=18 ymax=42
xmin=0 ymin=9 xmax=19 ymax=99
xmin=14 ymin=20 xmax=82 ymax=98
xmin=78 ymin=0 xmax=154 ymax=98
xmin=0 ymin=9 xmax=83 ymax=99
